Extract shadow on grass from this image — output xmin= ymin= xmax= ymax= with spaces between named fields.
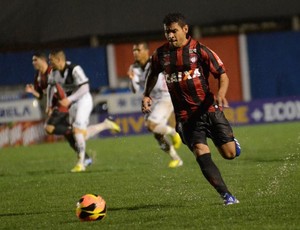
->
xmin=0 ymin=209 xmax=68 ymax=217
xmin=108 ymin=203 xmax=181 ymax=212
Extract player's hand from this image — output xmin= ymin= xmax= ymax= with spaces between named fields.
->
xmin=46 ymin=107 xmax=53 ymax=116
xmin=59 ymin=98 xmax=71 ymax=108
xmin=25 ymin=84 xmax=34 ymax=93
xmin=142 ymin=96 xmax=152 ymax=114
xmin=217 ymin=95 xmax=229 ymax=108
xmin=127 ymin=69 xmax=134 ymax=79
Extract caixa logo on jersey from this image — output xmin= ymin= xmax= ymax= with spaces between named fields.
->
xmin=165 ymin=68 xmax=201 ymax=83
xmin=0 ymin=99 xmax=42 ymax=123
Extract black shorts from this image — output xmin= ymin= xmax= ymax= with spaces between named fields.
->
xmin=46 ymin=109 xmax=69 ymax=127
xmin=176 ymin=110 xmax=234 ymax=151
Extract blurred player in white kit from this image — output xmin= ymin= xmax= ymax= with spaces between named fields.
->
xmin=128 ymin=42 xmax=183 ymax=168
xmin=47 ymin=49 xmax=120 ymax=172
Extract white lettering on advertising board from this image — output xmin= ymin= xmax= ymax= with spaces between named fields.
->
xmin=263 ymin=101 xmax=300 ymax=122
xmin=0 ymin=99 xmax=42 ymax=123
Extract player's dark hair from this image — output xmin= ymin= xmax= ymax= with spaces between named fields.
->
xmin=163 ymin=13 xmax=187 ymax=27
xmin=49 ymin=49 xmax=65 ymax=56
xmin=49 ymin=49 xmax=66 ymax=60
xmin=33 ymin=51 xmax=47 ymax=61
xmin=134 ymin=41 xmax=149 ymax=50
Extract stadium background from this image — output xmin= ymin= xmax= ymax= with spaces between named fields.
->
xmin=1 ymin=0 xmax=300 ymax=147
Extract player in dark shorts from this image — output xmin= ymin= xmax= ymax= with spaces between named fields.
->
xmin=26 ymin=52 xmax=121 ymax=169
xmin=142 ymin=13 xmax=241 ymax=205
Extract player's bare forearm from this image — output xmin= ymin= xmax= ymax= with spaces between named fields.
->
xmin=25 ymin=84 xmax=40 ymax=98
xmin=217 ymin=73 xmax=229 ymax=107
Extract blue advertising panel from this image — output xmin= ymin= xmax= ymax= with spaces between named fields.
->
xmin=0 ymin=47 xmax=108 ymax=90
xmin=98 ymin=95 xmax=300 ymax=139
xmin=247 ymin=31 xmax=300 ymax=100
xmin=0 ymin=51 xmax=34 ymax=86
xmin=224 ymin=96 xmax=300 ymax=126
xmin=64 ymin=47 xmax=108 ymax=89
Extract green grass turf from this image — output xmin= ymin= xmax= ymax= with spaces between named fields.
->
xmin=0 ymin=122 xmax=299 ymax=229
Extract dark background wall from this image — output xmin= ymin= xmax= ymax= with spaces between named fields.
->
xmin=0 ymin=0 xmax=300 ymax=102
xmin=1 ymin=0 xmax=299 ymax=49
xmin=0 ymin=47 xmax=108 ymax=89
xmin=247 ymin=31 xmax=300 ymax=99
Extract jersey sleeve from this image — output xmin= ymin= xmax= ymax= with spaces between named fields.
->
xmin=150 ymin=50 xmax=162 ymax=76
xmin=199 ymin=44 xmax=226 ymax=78
xmin=130 ymin=67 xmax=142 ymax=93
xmin=72 ymin=65 xmax=89 ymax=86
xmin=33 ymin=74 xmax=43 ymax=99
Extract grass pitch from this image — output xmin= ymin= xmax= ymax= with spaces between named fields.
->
xmin=0 ymin=122 xmax=299 ymax=229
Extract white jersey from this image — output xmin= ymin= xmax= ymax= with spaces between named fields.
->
xmin=129 ymin=60 xmax=173 ymax=125
xmin=48 ymin=61 xmax=89 ymax=96
xmin=129 ymin=60 xmax=170 ymax=101
xmin=47 ymin=61 xmax=93 ymax=130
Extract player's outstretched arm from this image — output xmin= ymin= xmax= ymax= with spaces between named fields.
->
xmin=25 ymin=84 xmax=40 ymax=98
xmin=217 ymin=73 xmax=229 ymax=108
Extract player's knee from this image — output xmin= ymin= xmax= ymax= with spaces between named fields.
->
xmin=218 ymin=144 xmax=236 ymax=160
xmin=145 ymin=121 xmax=156 ymax=132
xmin=73 ymin=127 xmax=87 ymax=137
xmin=222 ymin=151 xmax=236 ymax=160
xmin=45 ymin=125 xmax=55 ymax=135
xmin=193 ymin=143 xmax=210 ymax=157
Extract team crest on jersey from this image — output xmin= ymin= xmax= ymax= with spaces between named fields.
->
xmin=190 ymin=56 xmax=197 ymax=63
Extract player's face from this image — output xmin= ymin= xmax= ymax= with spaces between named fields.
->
xmin=132 ymin=44 xmax=148 ymax=63
xmin=49 ymin=54 xmax=60 ymax=70
xmin=32 ymin=56 xmax=44 ymax=71
xmin=164 ymin=22 xmax=189 ymax=48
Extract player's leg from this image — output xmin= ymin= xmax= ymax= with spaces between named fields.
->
xmin=209 ymin=110 xmax=241 ymax=159
xmin=146 ymin=100 xmax=182 ymax=168
xmin=148 ymin=100 xmax=182 ymax=149
xmin=85 ymin=116 xmax=121 ymax=140
xmin=70 ymin=94 xmax=93 ymax=172
xmin=177 ymin=115 xmax=239 ymax=205
xmin=63 ymin=132 xmax=92 ymax=165
xmin=44 ymin=110 xmax=70 ymax=135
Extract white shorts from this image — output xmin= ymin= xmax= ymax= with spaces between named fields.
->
xmin=69 ymin=93 xmax=93 ymax=130
xmin=146 ymin=98 xmax=173 ymax=125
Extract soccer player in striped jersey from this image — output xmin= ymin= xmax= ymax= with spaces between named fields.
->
xmin=26 ymin=52 xmax=51 ymax=101
xmin=142 ymin=13 xmax=241 ymax=205
xmin=128 ymin=42 xmax=183 ymax=168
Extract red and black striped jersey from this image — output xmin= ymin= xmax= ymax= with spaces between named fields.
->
xmin=151 ymin=36 xmax=226 ymax=122
xmin=51 ymin=83 xmax=68 ymax=113
xmin=33 ymin=66 xmax=52 ymax=99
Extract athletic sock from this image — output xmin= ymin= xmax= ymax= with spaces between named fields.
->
xmin=53 ymin=124 xmax=71 ymax=135
xmin=196 ymin=153 xmax=230 ymax=196
xmin=154 ymin=133 xmax=170 ymax=152
xmin=64 ymin=133 xmax=77 ymax=152
xmin=74 ymin=133 xmax=86 ymax=165
xmin=153 ymin=124 xmax=176 ymax=136
xmin=64 ymin=133 xmax=90 ymax=159
xmin=85 ymin=122 xmax=107 ymax=140
xmin=169 ymin=145 xmax=181 ymax=161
